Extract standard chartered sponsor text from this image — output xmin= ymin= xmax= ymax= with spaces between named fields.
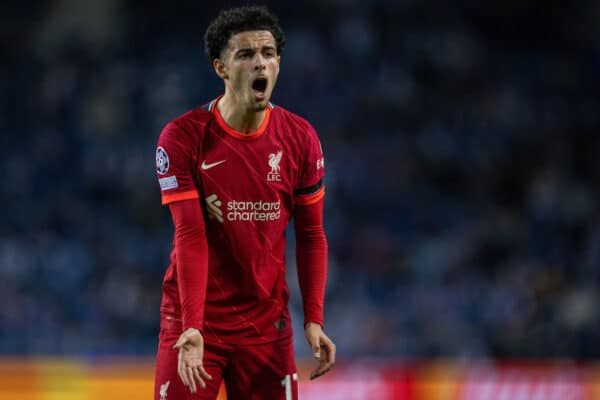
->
xmin=226 ymin=200 xmax=281 ymax=221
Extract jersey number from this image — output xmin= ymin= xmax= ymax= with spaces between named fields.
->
xmin=281 ymin=373 xmax=298 ymax=400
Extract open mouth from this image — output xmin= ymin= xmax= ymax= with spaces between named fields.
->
xmin=252 ymin=77 xmax=268 ymax=95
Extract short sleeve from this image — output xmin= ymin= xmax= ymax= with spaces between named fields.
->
xmin=156 ymin=122 xmax=200 ymax=205
xmin=294 ymin=123 xmax=325 ymax=206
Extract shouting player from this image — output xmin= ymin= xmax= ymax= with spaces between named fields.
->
xmin=153 ymin=6 xmax=335 ymax=400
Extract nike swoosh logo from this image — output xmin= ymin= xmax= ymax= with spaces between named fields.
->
xmin=201 ymin=159 xmax=227 ymax=170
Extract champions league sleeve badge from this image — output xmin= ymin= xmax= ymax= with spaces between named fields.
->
xmin=156 ymin=147 xmax=170 ymax=174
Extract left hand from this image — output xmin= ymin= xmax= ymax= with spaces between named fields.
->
xmin=305 ymin=322 xmax=336 ymax=380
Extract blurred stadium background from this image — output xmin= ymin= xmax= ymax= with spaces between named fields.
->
xmin=2 ymin=0 xmax=600 ymax=398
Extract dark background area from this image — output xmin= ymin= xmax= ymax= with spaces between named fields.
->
xmin=1 ymin=0 xmax=600 ymax=359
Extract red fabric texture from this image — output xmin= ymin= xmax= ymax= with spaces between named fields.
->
xmin=169 ymin=199 xmax=208 ymax=332
xmin=294 ymin=197 xmax=328 ymax=327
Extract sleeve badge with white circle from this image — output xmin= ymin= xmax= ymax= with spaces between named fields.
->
xmin=156 ymin=147 xmax=170 ymax=174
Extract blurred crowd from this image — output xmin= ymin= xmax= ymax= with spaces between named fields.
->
xmin=2 ymin=0 xmax=600 ymax=358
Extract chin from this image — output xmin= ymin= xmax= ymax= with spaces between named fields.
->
xmin=252 ymin=98 xmax=269 ymax=112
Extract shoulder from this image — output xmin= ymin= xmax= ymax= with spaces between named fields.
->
xmin=271 ymin=105 xmax=318 ymax=137
xmin=158 ymin=103 xmax=216 ymax=144
xmin=271 ymin=106 xmax=323 ymax=163
xmin=164 ymin=104 xmax=215 ymax=134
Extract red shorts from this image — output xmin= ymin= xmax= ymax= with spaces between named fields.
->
xmin=154 ymin=315 xmax=298 ymax=400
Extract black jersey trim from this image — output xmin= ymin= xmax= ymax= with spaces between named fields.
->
xmin=294 ymin=179 xmax=323 ymax=195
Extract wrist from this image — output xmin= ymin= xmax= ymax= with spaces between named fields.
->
xmin=183 ymin=327 xmax=203 ymax=336
xmin=304 ymin=321 xmax=323 ymax=330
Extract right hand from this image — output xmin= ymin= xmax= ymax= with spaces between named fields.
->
xmin=173 ymin=328 xmax=213 ymax=394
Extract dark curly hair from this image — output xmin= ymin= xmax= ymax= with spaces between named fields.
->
xmin=204 ymin=6 xmax=285 ymax=64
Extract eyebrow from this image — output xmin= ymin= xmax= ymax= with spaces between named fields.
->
xmin=235 ymin=45 xmax=277 ymax=55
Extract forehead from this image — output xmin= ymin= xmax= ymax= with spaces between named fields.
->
xmin=226 ymin=30 xmax=276 ymax=51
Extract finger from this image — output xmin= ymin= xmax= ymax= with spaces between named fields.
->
xmin=310 ymin=365 xmax=321 ymax=380
xmin=311 ymin=341 xmax=336 ymax=379
xmin=308 ymin=336 xmax=321 ymax=359
xmin=178 ymin=351 xmax=189 ymax=388
xmin=192 ymin=367 xmax=207 ymax=389
xmin=186 ymin=367 xmax=197 ymax=393
xmin=310 ymin=352 xmax=328 ymax=380
xmin=310 ymin=361 xmax=327 ymax=380
xmin=320 ymin=341 xmax=336 ymax=375
xmin=198 ymin=365 xmax=213 ymax=381
xmin=323 ymin=337 xmax=336 ymax=366
xmin=321 ymin=359 xmax=335 ymax=376
xmin=311 ymin=359 xmax=332 ymax=380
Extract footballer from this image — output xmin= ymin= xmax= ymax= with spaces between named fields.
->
xmin=153 ymin=6 xmax=335 ymax=400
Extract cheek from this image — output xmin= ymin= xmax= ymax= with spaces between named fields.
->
xmin=231 ymin=68 xmax=246 ymax=85
xmin=269 ymin=62 xmax=280 ymax=77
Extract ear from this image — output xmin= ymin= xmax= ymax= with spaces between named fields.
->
xmin=213 ymin=58 xmax=228 ymax=80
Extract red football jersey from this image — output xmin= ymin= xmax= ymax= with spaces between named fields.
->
xmin=156 ymin=96 xmax=325 ymax=344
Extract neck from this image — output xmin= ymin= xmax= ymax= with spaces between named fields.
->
xmin=217 ymin=93 xmax=267 ymax=133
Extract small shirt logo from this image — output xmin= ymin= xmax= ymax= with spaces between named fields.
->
xmin=159 ymin=176 xmax=178 ymax=191
xmin=160 ymin=380 xmax=170 ymax=400
xmin=268 ymin=150 xmax=282 ymax=182
xmin=156 ymin=147 xmax=169 ymax=174
xmin=201 ymin=159 xmax=227 ymax=170
xmin=317 ymin=157 xmax=325 ymax=170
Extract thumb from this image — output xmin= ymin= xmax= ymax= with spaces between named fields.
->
xmin=173 ymin=334 xmax=188 ymax=350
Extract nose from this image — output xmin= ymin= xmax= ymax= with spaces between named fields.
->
xmin=254 ymin=54 xmax=266 ymax=71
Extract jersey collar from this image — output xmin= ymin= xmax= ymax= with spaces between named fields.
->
xmin=211 ymin=96 xmax=272 ymax=141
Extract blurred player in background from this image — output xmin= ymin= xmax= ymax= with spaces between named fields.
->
xmin=153 ymin=6 xmax=335 ymax=400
